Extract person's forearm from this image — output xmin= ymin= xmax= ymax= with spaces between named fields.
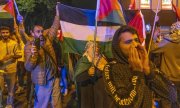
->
xmin=24 ymin=43 xmax=38 ymax=71
xmin=24 ymin=53 xmax=38 ymax=72
xmin=48 ymin=16 xmax=60 ymax=41
xmin=146 ymin=70 xmax=177 ymax=101
xmin=1 ymin=55 xmax=14 ymax=61
xmin=19 ymin=30 xmax=29 ymax=41
xmin=19 ymin=22 xmax=32 ymax=43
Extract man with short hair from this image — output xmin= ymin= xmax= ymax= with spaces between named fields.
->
xmin=0 ymin=26 xmax=21 ymax=108
xmin=24 ymin=4 xmax=62 ymax=108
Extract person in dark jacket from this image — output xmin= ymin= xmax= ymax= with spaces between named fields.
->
xmin=93 ymin=25 xmax=178 ymax=108
xmin=75 ymin=41 xmax=112 ymax=108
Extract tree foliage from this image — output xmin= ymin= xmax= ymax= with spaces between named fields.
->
xmin=15 ymin=0 xmax=59 ymax=33
xmin=0 ymin=0 xmax=71 ymax=33
xmin=16 ymin=0 xmax=58 ymax=12
xmin=16 ymin=0 xmax=36 ymax=12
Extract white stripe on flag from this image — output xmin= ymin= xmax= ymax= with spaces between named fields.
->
xmin=60 ymin=21 xmax=120 ymax=42
xmin=0 ymin=5 xmax=6 ymax=12
xmin=140 ymin=11 xmax=146 ymax=46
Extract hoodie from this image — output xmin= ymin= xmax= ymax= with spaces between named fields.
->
xmin=104 ymin=26 xmax=178 ymax=108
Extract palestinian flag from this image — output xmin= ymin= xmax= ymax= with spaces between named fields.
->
xmin=0 ymin=3 xmax=14 ymax=29
xmin=0 ymin=4 xmax=13 ymax=18
xmin=58 ymin=4 xmax=120 ymax=58
xmin=172 ymin=2 xmax=180 ymax=21
xmin=96 ymin=0 xmax=126 ymax=25
xmin=129 ymin=0 xmax=136 ymax=10
xmin=128 ymin=10 xmax=146 ymax=45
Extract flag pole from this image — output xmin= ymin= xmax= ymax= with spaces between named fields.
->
xmin=93 ymin=0 xmax=100 ymax=66
xmin=171 ymin=0 xmax=179 ymax=21
xmin=13 ymin=0 xmax=20 ymax=15
xmin=147 ymin=0 xmax=161 ymax=55
xmin=12 ymin=0 xmax=18 ymax=31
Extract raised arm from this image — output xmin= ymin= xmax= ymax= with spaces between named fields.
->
xmin=47 ymin=3 xmax=60 ymax=42
xmin=19 ymin=22 xmax=32 ymax=43
xmin=17 ymin=15 xmax=32 ymax=43
xmin=12 ymin=18 xmax=21 ymax=43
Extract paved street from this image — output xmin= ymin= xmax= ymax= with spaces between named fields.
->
xmin=1 ymin=86 xmax=77 ymax=108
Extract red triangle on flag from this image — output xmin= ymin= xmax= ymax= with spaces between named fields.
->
xmin=128 ymin=11 xmax=146 ymax=44
xmin=172 ymin=3 xmax=180 ymax=21
xmin=3 ymin=0 xmax=15 ymax=17
xmin=57 ymin=29 xmax=63 ymax=41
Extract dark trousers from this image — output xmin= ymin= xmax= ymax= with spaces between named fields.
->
xmin=17 ymin=61 xmax=26 ymax=87
xmin=0 ymin=88 xmax=2 ymax=107
xmin=174 ymin=81 xmax=180 ymax=106
xmin=161 ymin=81 xmax=180 ymax=108
xmin=76 ymin=72 xmax=112 ymax=108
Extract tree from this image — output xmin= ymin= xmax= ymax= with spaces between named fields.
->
xmin=16 ymin=0 xmax=58 ymax=12
xmin=15 ymin=0 xmax=57 ymax=33
xmin=15 ymin=0 xmax=71 ymax=33
xmin=0 ymin=0 xmax=72 ymax=33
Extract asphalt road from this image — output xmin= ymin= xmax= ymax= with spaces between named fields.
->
xmin=1 ymin=87 xmax=77 ymax=108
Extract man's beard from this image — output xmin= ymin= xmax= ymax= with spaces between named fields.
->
xmin=39 ymin=35 xmax=45 ymax=46
xmin=2 ymin=36 xmax=9 ymax=41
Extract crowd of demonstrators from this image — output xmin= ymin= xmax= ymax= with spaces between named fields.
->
xmin=0 ymin=26 xmax=21 ymax=108
xmin=0 ymin=2 xmax=180 ymax=108
xmin=150 ymin=21 xmax=180 ymax=108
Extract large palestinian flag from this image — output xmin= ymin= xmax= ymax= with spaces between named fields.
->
xmin=58 ymin=4 xmax=121 ymax=58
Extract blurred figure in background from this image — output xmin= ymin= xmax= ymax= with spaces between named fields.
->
xmin=151 ymin=21 xmax=180 ymax=108
xmin=0 ymin=26 xmax=21 ymax=108
xmin=75 ymin=41 xmax=112 ymax=108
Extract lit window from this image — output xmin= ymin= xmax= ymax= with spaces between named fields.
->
xmin=140 ymin=0 xmax=151 ymax=9
xmin=162 ymin=0 xmax=172 ymax=9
